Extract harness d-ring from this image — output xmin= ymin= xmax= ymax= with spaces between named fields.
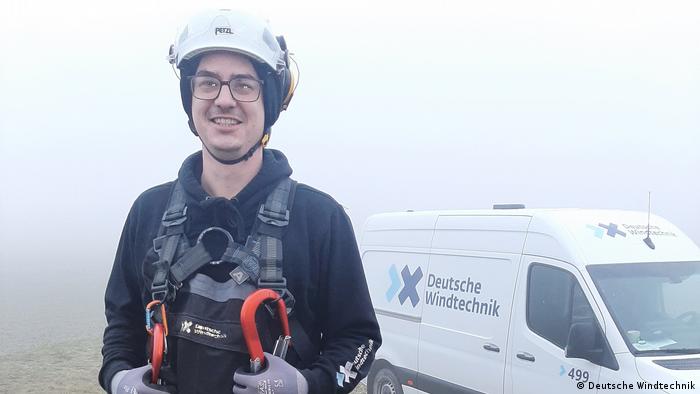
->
xmin=196 ymin=226 xmax=235 ymax=265
xmin=241 ymin=289 xmax=291 ymax=373
xmin=145 ymin=300 xmax=168 ymax=384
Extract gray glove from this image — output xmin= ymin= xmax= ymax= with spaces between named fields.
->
xmin=112 ymin=365 xmax=177 ymax=394
xmin=233 ymin=352 xmax=308 ymax=394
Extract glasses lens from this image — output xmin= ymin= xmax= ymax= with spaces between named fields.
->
xmin=230 ymin=78 xmax=261 ymax=102
xmin=191 ymin=76 xmax=220 ymax=100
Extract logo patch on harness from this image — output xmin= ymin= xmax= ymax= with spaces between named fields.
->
xmin=178 ymin=319 xmax=228 ymax=340
xmin=386 ymin=264 xmax=423 ymax=307
xmin=230 ymin=267 xmax=249 ymax=285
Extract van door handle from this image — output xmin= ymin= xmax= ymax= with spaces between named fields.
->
xmin=483 ymin=343 xmax=500 ymax=353
xmin=516 ymin=352 xmax=535 ymax=362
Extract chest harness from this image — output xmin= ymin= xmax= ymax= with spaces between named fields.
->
xmin=145 ymin=178 xmax=315 ymax=384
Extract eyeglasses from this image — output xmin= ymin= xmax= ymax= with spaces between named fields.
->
xmin=188 ymin=75 xmax=264 ymax=102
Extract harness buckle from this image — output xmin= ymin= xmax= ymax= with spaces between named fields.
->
xmin=257 ymin=278 xmax=295 ymax=316
xmin=162 ymin=205 xmax=188 ymax=227
xmin=257 ymin=205 xmax=289 ymax=227
xmin=150 ymin=283 xmax=169 ymax=303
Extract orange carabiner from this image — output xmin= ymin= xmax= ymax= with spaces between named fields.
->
xmin=145 ymin=300 xmax=169 ymax=384
xmin=241 ymin=289 xmax=291 ymax=372
xmin=150 ymin=323 xmax=165 ymax=383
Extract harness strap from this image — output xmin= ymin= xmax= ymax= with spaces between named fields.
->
xmin=151 ymin=181 xmax=188 ymax=302
xmin=254 ymin=179 xmax=297 ymax=315
xmin=169 ymin=242 xmax=212 ymax=285
xmin=256 ymin=178 xmax=296 ymax=286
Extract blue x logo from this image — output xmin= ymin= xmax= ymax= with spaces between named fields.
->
xmin=386 ymin=264 xmax=423 ymax=308
xmin=587 ymin=223 xmax=627 ymax=238
xmin=598 ymin=222 xmax=627 ymax=238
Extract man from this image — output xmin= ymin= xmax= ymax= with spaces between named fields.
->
xmin=99 ymin=9 xmax=381 ymax=394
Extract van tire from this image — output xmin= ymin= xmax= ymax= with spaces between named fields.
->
xmin=369 ymin=366 xmax=404 ymax=394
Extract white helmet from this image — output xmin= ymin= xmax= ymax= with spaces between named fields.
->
xmin=169 ymin=9 xmax=295 ymax=154
xmin=168 ymin=9 xmax=286 ymax=74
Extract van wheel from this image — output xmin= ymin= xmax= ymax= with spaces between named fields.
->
xmin=371 ymin=367 xmax=403 ymax=394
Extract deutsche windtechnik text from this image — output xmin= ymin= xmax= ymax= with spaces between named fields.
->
xmin=424 ymin=274 xmax=500 ymax=317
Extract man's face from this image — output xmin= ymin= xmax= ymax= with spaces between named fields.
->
xmin=191 ymin=51 xmax=265 ymax=161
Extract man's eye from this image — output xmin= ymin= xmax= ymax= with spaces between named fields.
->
xmin=233 ymin=79 xmax=257 ymax=91
xmin=200 ymin=81 xmax=218 ymax=88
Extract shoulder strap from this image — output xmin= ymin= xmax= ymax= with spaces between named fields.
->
xmin=150 ymin=180 xmax=189 ymax=302
xmin=255 ymin=177 xmax=297 ymax=287
xmin=254 ymin=179 xmax=319 ymax=364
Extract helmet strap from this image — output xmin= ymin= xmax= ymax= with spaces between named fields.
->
xmin=199 ymin=130 xmax=270 ymax=166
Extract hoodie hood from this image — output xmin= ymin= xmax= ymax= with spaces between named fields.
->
xmin=176 ymin=148 xmax=293 ymax=243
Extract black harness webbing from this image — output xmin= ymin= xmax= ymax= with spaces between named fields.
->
xmin=149 ymin=177 xmax=318 ymax=365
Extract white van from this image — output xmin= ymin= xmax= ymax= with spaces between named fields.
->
xmin=361 ymin=208 xmax=700 ymax=394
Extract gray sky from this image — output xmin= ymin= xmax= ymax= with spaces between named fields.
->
xmin=1 ymin=0 xmax=698 ymax=290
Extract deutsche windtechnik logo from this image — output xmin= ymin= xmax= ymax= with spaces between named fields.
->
xmin=587 ymin=223 xmax=627 ymax=239
xmin=386 ymin=264 xmax=423 ymax=307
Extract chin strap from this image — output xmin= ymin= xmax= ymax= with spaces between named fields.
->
xmin=200 ymin=132 xmax=271 ymax=166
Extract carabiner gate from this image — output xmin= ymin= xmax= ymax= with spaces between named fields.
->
xmin=240 ymin=289 xmax=292 ymax=373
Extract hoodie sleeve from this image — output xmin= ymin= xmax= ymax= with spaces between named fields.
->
xmin=99 ymin=200 xmax=149 ymax=393
xmin=299 ymin=206 xmax=382 ymax=394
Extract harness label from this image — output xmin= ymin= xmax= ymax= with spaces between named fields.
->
xmin=192 ymin=323 xmax=227 ymax=340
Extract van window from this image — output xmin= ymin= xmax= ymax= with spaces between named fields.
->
xmin=527 ymin=264 xmax=595 ymax=349
xmin=588 ymin=261 xmax=700 ymax=356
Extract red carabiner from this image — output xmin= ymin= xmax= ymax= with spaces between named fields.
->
xmin=146 ymin=300 xmax=169 ymax=384
xmin=150 ymin=323 xmax=165 ymax=383
xmin=241 ymin=289 xmax=291 ymax=372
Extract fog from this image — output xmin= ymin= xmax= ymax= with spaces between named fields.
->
xmin=1 ymin=0 xmax=698 ymax=352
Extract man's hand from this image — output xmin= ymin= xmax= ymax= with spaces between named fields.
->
xmin=233 ymin=353 xmax=308 ymax=394
xmin=112 ymin=365 xmax=177 ymax=394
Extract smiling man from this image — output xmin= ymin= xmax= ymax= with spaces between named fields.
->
xmin=99 ymin=9 xmax=380 ymax=394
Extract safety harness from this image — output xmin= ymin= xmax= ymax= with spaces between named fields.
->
xmin=146 ymin=177 xmax=316 ymax=382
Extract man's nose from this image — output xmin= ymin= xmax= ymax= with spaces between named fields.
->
xmin=215 ymin=84 xmax=238 ymax=107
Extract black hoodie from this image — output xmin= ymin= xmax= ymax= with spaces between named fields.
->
xmin=100 ymin=149 xmax=381 ymax=393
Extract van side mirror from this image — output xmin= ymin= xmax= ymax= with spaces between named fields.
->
xmin=565 ymin=322 xmax=602 ymax=363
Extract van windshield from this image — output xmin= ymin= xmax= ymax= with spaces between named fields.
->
xmin=587 ymin=261 xmax=700 ymax=357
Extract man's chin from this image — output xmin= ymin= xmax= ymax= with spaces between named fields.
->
xmin=202 ymin=142 xmax=261 ymax=163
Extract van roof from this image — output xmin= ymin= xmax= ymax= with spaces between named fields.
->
xmin=362 ymin=209 xmax=700 ymax=266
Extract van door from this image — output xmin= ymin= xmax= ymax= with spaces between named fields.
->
xmin=418 ymin=215 xmax=528 ymax=393
xmin=507 ymin=258 xmax=603 ymax=394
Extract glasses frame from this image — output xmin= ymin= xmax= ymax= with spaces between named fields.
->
xmin=188 ymin=75 xmax=265 ymax=102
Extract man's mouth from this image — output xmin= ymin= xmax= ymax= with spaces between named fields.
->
xmin=210 ymin=117 xmax=242 ymax=126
